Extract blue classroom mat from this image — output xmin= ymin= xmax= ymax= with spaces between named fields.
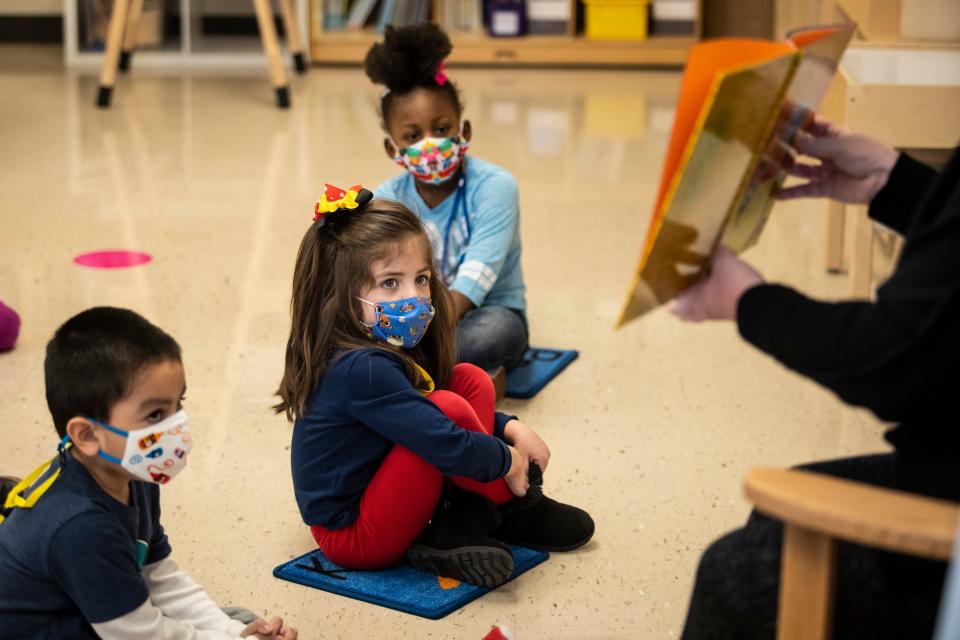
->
xmin=273 ymin=546 xmax=549 ymax=619
xmin=505 ymin=348 xmax=579 ymax=399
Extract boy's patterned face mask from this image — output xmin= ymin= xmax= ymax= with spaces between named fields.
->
xmin=392 ymin=132 xmax=469 ymax=185
xmin=359 ymin=296 xmax=435 ymax=348
xmin=84 ymin=410 xmax=193 ymax=485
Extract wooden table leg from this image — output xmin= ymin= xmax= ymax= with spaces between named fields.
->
xmin=777 ymin=524 xmax=837 ymax=640
xmin=252 ymin=0 xmax=291 ymax=108
xmin=824 ymin=200 xmax=845 ymax=274
xmin=850 ymin=205 xmax=874 ymax=298
xmin=119 ymin=0 xmax=145 ymax=72
xmin=97 ymin=0 xmax=132 ymax=107
xmin=278 ymin=0 xmax=307 ymax=73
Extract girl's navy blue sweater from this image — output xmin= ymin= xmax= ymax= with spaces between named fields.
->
xmin=291 ymin=349 xmax=513 ymax=529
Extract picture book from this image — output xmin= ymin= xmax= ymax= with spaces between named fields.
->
xmin=617 ymin=23 xmax=857 ymax=326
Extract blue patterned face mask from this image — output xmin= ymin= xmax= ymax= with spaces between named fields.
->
xmin=359 ymin=296 xmax=435 ymax=348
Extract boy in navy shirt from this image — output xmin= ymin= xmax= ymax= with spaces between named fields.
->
xmin=0 ymin=307 xmax=297 ymax=639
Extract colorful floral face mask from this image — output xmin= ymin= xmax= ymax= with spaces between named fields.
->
xmin=392 ymin=133 xmax=469 ymax=185
xmin=359 ymin=296 xmax=435 ymax=348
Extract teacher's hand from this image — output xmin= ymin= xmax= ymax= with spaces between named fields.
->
xmin=778 ymin=116 xmax=898 ymax=205
xmin=669 ymin=246 xmax=763 ymax=322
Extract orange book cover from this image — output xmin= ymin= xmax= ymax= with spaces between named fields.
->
xmin=617 ymin=24 xmax=856 ymax=327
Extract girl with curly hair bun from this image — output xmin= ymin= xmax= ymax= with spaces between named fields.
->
xmin=365 ymin=24 xmax=529 ymax=394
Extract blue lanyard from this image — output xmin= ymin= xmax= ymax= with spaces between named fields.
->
xmin=440 ymin=173 xmax=470 ymax=274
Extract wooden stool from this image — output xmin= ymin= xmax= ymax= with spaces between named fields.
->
xmin=745 ymin=467 xmax=958 ymax=640
xmin=97 ymin=0 xmax=308 ymax=109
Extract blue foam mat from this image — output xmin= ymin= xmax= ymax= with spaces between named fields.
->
xmin=505 ymin=347 xmax=579 ymax=399
xmin=273 ymin=545 xmax=549 ymax=619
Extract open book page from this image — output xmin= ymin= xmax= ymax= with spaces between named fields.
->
xmin=617 ymin=46 xmax=799 ymax=326
xmin=721 ymin=24 xmax=857 ymax=251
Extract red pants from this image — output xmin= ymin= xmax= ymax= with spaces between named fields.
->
xmin=310 ymin=363 xmax=514 ymax=569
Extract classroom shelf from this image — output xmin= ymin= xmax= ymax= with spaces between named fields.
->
xmin=310 ymin=0 xmax=701 ymax=67
xmin=310 ymin=30 xmax=695 ymax=65
xmin=63 ymin=0 xmax=309 ymax=69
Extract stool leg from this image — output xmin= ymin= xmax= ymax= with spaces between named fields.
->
xmin=278 ymin=0 xmax=307 ymax=73
xmin=777 ymin=524 xmax=837 ymax=640
xmin=252 ymin=0 xmax=291 ymax=108
xmin=97 ymin=0 xmax=132 ymax=107
xmin=850 ymin=205 xmax=874 ymax=298
xmin=824 ymin=200 xmax=845 ymax=274
xmin=119 ymin=0 xmax=145 ymax=72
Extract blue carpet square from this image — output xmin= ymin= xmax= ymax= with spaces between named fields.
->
xmin=505 ymin=348 xmax=579 ymax=399
xmin=273 ymin=546 xmax=549 ymax=619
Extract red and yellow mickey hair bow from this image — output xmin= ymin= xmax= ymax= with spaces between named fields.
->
xmin=312 ymin=183 xmax=374 ymax=227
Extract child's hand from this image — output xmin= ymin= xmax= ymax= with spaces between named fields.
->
xmin=241 ymin=616 xmax=297 ymax=639
xmin=504 ymin=446 xmax=529 ymax=497
xmin=504 ymin=420 xmax=551 ymax=472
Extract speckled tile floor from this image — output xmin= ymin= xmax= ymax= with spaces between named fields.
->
xmin=0 ymin=45 xmax=888 ymax=639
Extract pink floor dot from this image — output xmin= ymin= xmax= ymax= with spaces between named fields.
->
xmin=74 ymin=250 xmax=153 ymax=269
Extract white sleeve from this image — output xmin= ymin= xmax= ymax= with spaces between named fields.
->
xmin=90 ymin=598 xmax=245 ymax=639
xmin=139 ymin=556 xmax=247 ymax=635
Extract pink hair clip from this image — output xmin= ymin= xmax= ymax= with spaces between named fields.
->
xmin=434 ymin=61 xmax=448 ymax=86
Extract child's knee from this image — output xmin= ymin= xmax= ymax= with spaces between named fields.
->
xmin=428 ymin=389 xmax=475 ymax=426
xmin=452 ymin=362 xmax=488 ymax=384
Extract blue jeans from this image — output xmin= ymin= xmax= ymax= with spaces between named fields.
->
xmin=457 ymin=305 xmax=528 ymax=373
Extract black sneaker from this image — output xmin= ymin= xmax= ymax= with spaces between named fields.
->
xmin=493 ymin=463 xmax=595 ymax=552
xmin=406 ymin=486 xmax=515 ymax=588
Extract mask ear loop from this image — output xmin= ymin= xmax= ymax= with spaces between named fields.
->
xmin=356 ymin=297 xmax=378 ymax=332
xmin=70 ymin=418 xmax=129 ymax=466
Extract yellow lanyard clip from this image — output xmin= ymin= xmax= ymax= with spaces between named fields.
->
xmin=0 ymin=444 xmax=70 ymax=525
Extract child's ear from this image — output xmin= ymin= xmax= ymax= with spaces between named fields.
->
xmin=462 ymin=120 xmax=472 ymax=143
xmin=383 ymin=137 xmax=398 ymax=160
xmin=65 ymin=417 xmax=103 ymax=457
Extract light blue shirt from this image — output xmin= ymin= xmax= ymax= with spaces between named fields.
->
xmin=375 ymin=157 xmax=527 ymax=315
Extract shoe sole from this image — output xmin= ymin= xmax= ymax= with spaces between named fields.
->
xmin=406 ymin=544 xmax=515 ymax=588
xmin=498 ymin=537 xmax=591 ymax=552
xmin=497 ymin=525 xmax=595 ymax=552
